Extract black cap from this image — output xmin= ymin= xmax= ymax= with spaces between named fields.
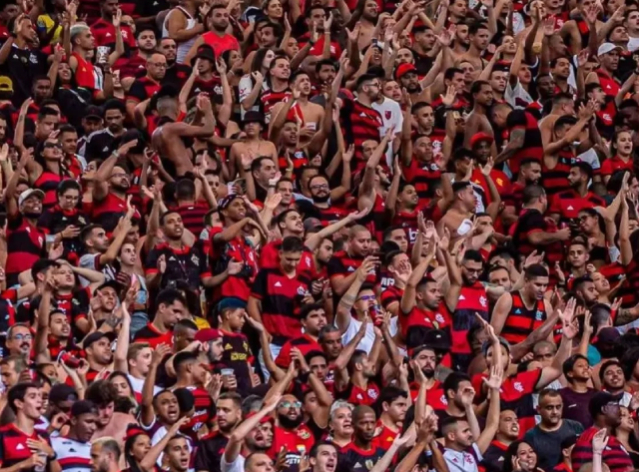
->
xmin=481 ymin=337 xmax=511 ymax=357
xmin=596 ymin=327 xmax=621 ymax=344
xmin=83 ymin=331 xmax=116 ymax=348
xmin=71 ymin=400 xmax=98 ymax=417
xmin=84 ymin=105 xmax=102 ymax=121
xmin=49 ymin=384 xmax=78 ymax=404
xmin=422 ymin=329 xmax=451 ymax=352
xmin=120 ymin=129 xmax=145 ymax=154
xmin=194 ymin=44 xmax=216 ymax=62
xmin=93 ymin=280 xmax=122 ymax=296
xmin=218 ymin=194 xmax=242 ymax=210
xmin=242 ymin=111 xmax=265 ymax=126
xmin=588 ymin=391 xmax=618 ymax=420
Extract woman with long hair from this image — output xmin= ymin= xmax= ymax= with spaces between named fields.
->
xmin=238 ymin=48 xmax=276 ymax=116
xmin=615 ymin=406 xmax=639 ymax=468
xmin=502 ymin=440 xmax=541 ymax=472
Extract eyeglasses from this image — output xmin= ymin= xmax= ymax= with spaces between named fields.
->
xmin=279 ymin=401 xmax=302 ymax=409
xmin=44 ymin=142 xmax=61 ymax=149
xmin=359 ymin=295 xmax=376 ymax=302
xmin=11 ymin=333 xmax=33 ymax=341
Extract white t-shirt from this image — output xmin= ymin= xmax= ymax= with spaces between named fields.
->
xmin=372 ymin=97 xmax=403 ymax=167
xmin=221 ymin=454 xmax=245 ymax=472
xmin=339 ymin=317 xmax=375 ymax=354
xmin=628 ymin=36 xmax=639 ymax=52
xmin=443 ymin=443 xmax=483 ymax=472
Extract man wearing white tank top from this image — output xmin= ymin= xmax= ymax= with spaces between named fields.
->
xmin=163 ymin=0 xmax=207 ymax=64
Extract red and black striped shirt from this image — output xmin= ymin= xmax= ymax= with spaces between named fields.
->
xmin=501 ymin=291 xmax=546 ymax=344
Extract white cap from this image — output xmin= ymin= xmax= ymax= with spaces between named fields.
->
xmin=597 ymin=42 xmax=622 ymax=56
xmin=18 ymin=189 xmax=44 ymax=207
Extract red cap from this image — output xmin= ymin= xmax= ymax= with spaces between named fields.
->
xmin=470 ymin=132 xmax=494 ymax=148
xmin=194 ymin=328 xmax=222 ymax=343
xmin=394 ymin=63 xmax=418 ymax=80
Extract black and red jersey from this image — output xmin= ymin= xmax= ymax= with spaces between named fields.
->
xmin=127 ymin=76 xmax=162 ymax=104
xmin=132 ymin=323 xmax=173 ymax=348
xmin=5 ymin=215 xmax=46 ymax=285
xmin=194 ymin=432 xmax=228 ymax=472
xmin=34 ymin=170 xmax=68 ymax=209
xmin=250 ymin=268 xmax=312 ymax=345
xmin=541 ymin=151 xmax=574 ymax=197
xmin=209 ymin=227 xmax=259 ymax=302
xmin=340 ymin=98 xmax=383 ymax=173
xmin=0 ymin=424 xmax=52 ymax=472
xmin=337 ymin=381 xmax=380 ymax=407
xmin=38 ymin=206 xmax=88 ymax=264
xmin=402 ymin=158 xmax=441 ymax=205
xmin=336 ymin=441 xmax=386 ymax=472
xmin=500 ymin=291 xmax=546 ymax=345
xmin=505 ymin=109 xmax=544 ymax=175
xmin=92 ymin=192 xmax=140 ymax=234
xmin=259 ymin=240 xmax=316 ymax=279
xmin=549 ymin=190 xmax=607 ymax=223
xmin=380 ymin=284 xmax=403 ymax=311
xmin=218 ymin=329 xmax=253 ymax=396
xmin=401 ymin=302 xmax=451 ymax=349
xmin=145 ymin=242 xmax=210 ymax=293
xmin=173 ymin=202 xmax=209 ymax=237
xmin=451 ymin=283 xmax=489 ymax=357
xmin=276 ymin=334 xmax=321 ymax=369
xmin=328 ymin=251 xmax=376 ymax=286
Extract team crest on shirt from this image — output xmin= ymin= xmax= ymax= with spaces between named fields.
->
xmin=440 ymin=395 xmax=448 ymax=405
xmin=535 ymin=310 xmax=544 ymax=321
xmin=514 ymin=382 xmax=524 ymax=392
xmin=191 ymin=254 xmax=199 ymax=265
xmin=368 ymin=388 xmax=378 ymax=399
xmin=479 ymin=296 xmax=487 ymax=307
xmin=38 ymin=236 xmax=43 ymax=246
xmin=435 ymin=313 xmax=445 ymax=324
xmin=297 ymin=286 xmax=307 ymax=296
xmin=365 ymin=460 xmax=374 ymax=470
xmin=297 ymin=429 xmax=310 ymax=440
xmin=385 ymin=111 xmax=391 ymax=120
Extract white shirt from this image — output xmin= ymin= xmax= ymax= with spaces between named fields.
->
xmin=372 ymin=97 xmax=403 ymax=167
xmin=51 ymin=437 xmax=91 ymax=472
xmin=443 ymin=443 xmax=482 ymax=472
xmin=339 ymin=318 xmax=375 ymax=354
xmin=221 ymin=454 xmax=245 ymax=472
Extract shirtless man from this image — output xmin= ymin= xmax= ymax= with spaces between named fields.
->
xmin=269 ymin=70 xmax=325 ymax=136
xmin=437 ymin=180 xmax=477 ymax=243
xmin=459 ymin=22 xmax=490 ymax=72
xmin=87 ymin=380 xmax=137 ymax=446
xmin=355 ymin=0 xmax=380 ymax=51
xmin=151 ymin=88 xmax=215 ymax=177
xmin=464 ymin=80 xmax=494 ymax=149
xmin=539 ymin=93 xmax=575 ymax=151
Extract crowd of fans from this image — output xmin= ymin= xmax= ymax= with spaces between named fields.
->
xmin=0 ymin=0 xmax=638 ymax=470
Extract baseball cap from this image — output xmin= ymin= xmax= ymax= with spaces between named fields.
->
xmin=93 ymin=280 xmax=122 ymax=296
xmin=303 ymin=217 xmax=323 ymax=233
xmin=242 ymin=111 xmax=265 ymax=126
xmin=18 ymin=188 xmax=45 ymax=206
xmin=470 ymin=132 xmax=494 ymax=148
xmin=481 ymin=336 xmax=511 ymax=357
xmin=218 ymin=194 xmax=242 ymax=210
xmin=595 ymin=327 xmax=620 ymax=344
xmin=49 ymin=384 xmax=78 ymax=404
xmin=83 ymin=331 xmax=116 ymax=348
xmin=597 ymin=42 xmax=622 ymax=56
xmin=194 ymin=44 xmax=216 ymax=62
xmin=194 ymin=328 xmax=222 ymax=343
xmin=0 ymin=76 xmax=14 ymax=93
xmin=71 ymin=400 xmax=98 ymax=417
xmin=588 ymin=391 xmax=619 ymax=419
xmin=83 ymin=105 xmax=103 ymax=121
xmin=217 ymin=297 xmax=247 ymax=312
xmin=394 ymin=63 xmax=418 ymax=80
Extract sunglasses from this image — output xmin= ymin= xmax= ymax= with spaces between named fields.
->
xmin=279 ymin=401 xmax=302 ymax=409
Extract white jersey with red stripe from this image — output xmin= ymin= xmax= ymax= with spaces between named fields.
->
xmin=51 ymin=436 xmax=92 ymax=472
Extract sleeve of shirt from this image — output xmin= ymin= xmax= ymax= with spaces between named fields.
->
xmin=145 ymin=248 xmax=160 ymax=276
xmin=548 ymin=194 xmax=562 ymax=214
xmin=127 ymin=80 xmax=148 ymax=104
xmin=79 ymin=253 xmax=100 ymax=271
xmin=600 ymin=159 xmax=612 ymax=176
xmin=514 ymin=368 xmax=542 ymax=393
xmin=197 ymin=242 xmax=211 ymax=278
xmin=506 ymin=109 xmax=527 ymax=131
xmin=275 ymin=341 xmax=292 ymax=368
xmin=250 ymin=269 xmax=267 ymax=300
xmin=327 ymin=257 xmax=346 ymax=279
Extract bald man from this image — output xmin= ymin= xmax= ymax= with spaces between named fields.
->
xmin=337 ymin=406 xmax=386 ymax=472
xmin=125 ymin=53 xmax=168 ymax=120
xmin=90 ymin=437 xmax=121 ymax=472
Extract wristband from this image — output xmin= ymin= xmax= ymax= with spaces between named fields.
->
xmin=424 ymin=450 xmax=433 ymax=457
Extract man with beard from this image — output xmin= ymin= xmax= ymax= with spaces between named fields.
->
xmin=86 ymin=381 xmax=136 ymax=444
xmin=481 ymin=410 xmax=520 ymax=472
xmin=158 ymin=38 xmax=191 ymax=89
xmin=79 ymin=219 xmax=132 ymax=285
xmin=399 ymin=126 xmax=442 ymax=209
xmin=229 ymin=113 xmax=277 ymax=178
xmin=146 ymin=210 xmax=213 ymax=293
xmin=4 ymin=170 xmax=46 ymax=286
xmin=222 ymin=395 xmax=279 ymax=472
xmin=4 ymin=324 xmax=34 ymax=360
xmin=400 ymin=244 xmax=451 ymax=348
xmin=337 ymin=406 xmax=385 ymax=472
xmin=373 ymin=387 xmax=409 ymax=448
xmin=152 ymin=91 xmax=215 ymax=177
xmin=460 ymin=22 xmax=490 ymax=73
xmin=270 ymin=393 xmax=315 ymax=472
xmin=89 ymin=438 xmax=120 ymax=472
xmin=0 ymin=15 xmax=47 ymax=107
xmin=245 ymin=157 xmax=279 ymax=203
xmin=341 ymin=74 xmax=382 ymax=172
xmin=380 ymin=250 xmax=411 ymax=317
xmin=273 ymin=303 xmax=327 ymax=370
xmin=549 ymin=162 xmax=606 ymax=225
xmin=0 ymin=383 xmax=55 ymax=472
xmin=525 ymin=389 xmax=584 ymax=471
xmin=84 ymin=100 xmax=128 ymax=162
xmin=491 ymin=264 xmax=553 ymax=345
xmin=195 ymin=393 xmax=242 ymax=472
xmin=51 ymin=400 xmax=99 ymax=472
xmin=502 ymin=158 xmax=542 ymax=227
xmin=0 ymin=355 xmax=28 ymax=389
xmin=395 ymin=63 xmax=423 ymax=102
xmin=90 ymin=137 xmax=141 ymax=233
xmin=134 ymin=289 xmax=187 ymax=348
xmin=328 ymin=226 xmax=376 ymax=297
xmin=120 ymin=28 xmax=157 ymax=82
xmin=464 ymin=81 xmax=494 ymax=149
xmin=184 ymin=5 xmax=239 ymax=61
xmin=586 ymin=44 xmax=621 ymax=98
xmin=304 ymin=172 xmax=352 ymax=226
xmin=82 ymin=331 xmax=117 ymax=384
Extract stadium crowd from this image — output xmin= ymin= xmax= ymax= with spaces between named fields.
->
xmin=0 ymin=0 xmax=638 ymax=470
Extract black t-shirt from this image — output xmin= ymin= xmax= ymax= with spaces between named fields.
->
xmin=194 ymin=432 xmax=228 ymax=472
xmin=523 ymin=420 xmax=584 ymax=471
xmin=336 ymin=443 xmax=386 ymax=472
xmin=0 ymin=43 xmax=47 ymax=107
